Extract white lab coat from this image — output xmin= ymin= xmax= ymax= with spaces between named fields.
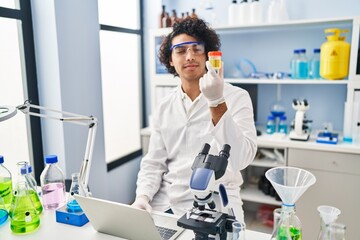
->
xmin=136 ymin=83 xmax=257 ymax=223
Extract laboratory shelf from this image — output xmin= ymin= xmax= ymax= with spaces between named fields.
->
xmin=250 ymin=158 xmax=283 ymax=168
xmin=241 ymin=184 xmax=282 ymax=206
xmin=225 ymin=78 xmax=349 ymax=85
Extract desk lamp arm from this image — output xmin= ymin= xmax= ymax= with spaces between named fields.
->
xmin=17 ymin=101 xmax=97 ymax=196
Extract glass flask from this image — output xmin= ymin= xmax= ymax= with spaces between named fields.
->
xmin=232 ymin=221 xmax=246 ymax=240
xmin=21 ymin=164 xmax=43 ymax=214
xmin=66 ymin=172 xmax=86 ymax=213
xmin=9 ymin=161 xmax=40 ymax=234
xmin=320 ymin=222 xmax=346 ymax=240
xmin=0 ymin=155 xmax=12 ymax=210
xmin=317 ymin=205 xmax=341 ymax=240
xmin=271 ymin=204 xmax=301 ymax=240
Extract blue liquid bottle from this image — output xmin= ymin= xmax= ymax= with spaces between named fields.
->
xmin=266 ymin=115 xmax=276 ymax=134
xmin=296 ymin=49 xmax=308 ymax=79
xmin=278 ymin=115 xmax=288 ymax=134
xmin=290 ymin=49 xmax=300 ymax=79
xmin=309 ymin=48 xmax=321 ymax=79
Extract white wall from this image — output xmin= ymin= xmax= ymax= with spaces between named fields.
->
xmin=31 ymin=0 xmax=109 ymax=199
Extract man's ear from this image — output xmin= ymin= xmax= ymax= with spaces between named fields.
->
xmin=170 ymin=58 xmax=174 ymax=66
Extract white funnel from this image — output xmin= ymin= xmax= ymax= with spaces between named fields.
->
xmin=317 ymin=205 xmax=341 ymax=224
xmin=265 ymin=166 xmax=316 ymax=205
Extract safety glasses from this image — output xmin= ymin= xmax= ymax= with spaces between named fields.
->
xmin=170 ymin=41 xmax=205 ymax=57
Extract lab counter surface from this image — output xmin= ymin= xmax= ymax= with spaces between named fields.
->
xmin=1 ymin=210 xmax=271 ymax=240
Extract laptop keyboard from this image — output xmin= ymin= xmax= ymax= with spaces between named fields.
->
xmin=155 ymin=226 xmax=177 ymax=240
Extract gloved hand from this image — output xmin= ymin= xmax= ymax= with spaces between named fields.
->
xmin=199 ymin=61 xmax=225 ymax=107
xmin=131 ymin=195 xmax=152 ymax=213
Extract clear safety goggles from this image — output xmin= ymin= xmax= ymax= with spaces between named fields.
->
xmin=170 ymin=41 xmax=205 ymax=56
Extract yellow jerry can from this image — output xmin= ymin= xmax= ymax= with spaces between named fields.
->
xmin=320 ymin=28 xmax=350 ymax=80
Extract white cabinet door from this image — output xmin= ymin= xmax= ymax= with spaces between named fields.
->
xmin=288 ymin=148 xmax=360 ymax=240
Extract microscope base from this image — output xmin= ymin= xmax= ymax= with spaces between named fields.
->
xmin=55 ymin=205 xmax=89 ymax=227
xmin=289 ymin=131 xmax=309 ymax=141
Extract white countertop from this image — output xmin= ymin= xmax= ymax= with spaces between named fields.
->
xmin=141 ymin=127 xmax=360 ymax=154
xmin=1 ymin=210 xmax=271 ymax=240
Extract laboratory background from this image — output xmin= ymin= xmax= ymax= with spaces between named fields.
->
xmin=0 ymin=0 xmax=360 ymax=239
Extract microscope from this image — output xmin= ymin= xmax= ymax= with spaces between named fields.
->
xmin=289 ymin=99 xmax=312 ymax=141
xmin=177 ymin=143 xmax=236 ymax=240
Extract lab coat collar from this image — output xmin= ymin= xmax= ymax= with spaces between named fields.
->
xmin=177 ymin=85 xmax=207 ymax=120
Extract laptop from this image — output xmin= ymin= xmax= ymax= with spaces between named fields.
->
xmin=74 ymin=195 xmax=184 ymax=240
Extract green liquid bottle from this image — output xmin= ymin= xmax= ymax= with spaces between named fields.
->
xmin=272 ymin=204 xmax=302 ymax=240
xmin=0 ymin=155 xmax=13 ymax=210
xmin=9 ymin=161 xmax=40 ymax=234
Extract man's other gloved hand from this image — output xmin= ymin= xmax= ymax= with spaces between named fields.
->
xmin=131 ymin=195 xmax=152 ymax=213
xmin=199 ymin=61 xmax=225 ymax=107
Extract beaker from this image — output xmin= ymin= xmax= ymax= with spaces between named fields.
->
xmin=317 ymin=205 xmax=341 ymax=240
xmin=9 ymin=161 xmax=40 ymax=234
xmin=66 ymin=172 xmax=86 ymax=213
xmin=271 ymin=204 xmax=301 ymax=240
xmin=231 ymin=221 xmax=246 ymax=240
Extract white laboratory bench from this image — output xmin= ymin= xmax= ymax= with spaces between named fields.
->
xmin=1 ymin=210 xmax=270 ymax=240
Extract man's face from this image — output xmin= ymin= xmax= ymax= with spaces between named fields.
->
xmin=169 ymin=34 xmax=206 ymax=83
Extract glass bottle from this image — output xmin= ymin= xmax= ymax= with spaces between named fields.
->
xmin=0 ymin=195 xmax=8 ymax=225
xmin=278 ymin=115 xmax=288 ymax=134
xmin=66 ymin=172 xmax=86 ymax=213
xmin=9 ymin=161 xmax=40 ymax=234
xmin=191 ymin=8 xmax=198 ymax=18
xmin=271 ymin=204 xmax=302 ymax=240
xmin=0 ymin=155 xmax=12 ymax=210
xmin=320 ymin=222 xmax=346 ymax=240
xmin=290 ymin=49 xmax=300 ymax=79
xmin=296 ymin=49 xmax=309 ymax=79
xmin=309 ymin=48 xmax=321 ymax=79
xmin=40 ymin=155 xmax=66 ymax=210
xmin=266 ymin=115 xmax=276 ymax=134
xmin=159 ymin=5 xmax=166 ymax=28
xmin=317 ymin=205 xmax=341 ymax=240
xmin=232 ymin=221 xmax=246 ymax=240
xmin=21 ymin=164 xmax=43 ymax=214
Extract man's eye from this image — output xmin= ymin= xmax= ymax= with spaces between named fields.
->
xmin=175 ymin=48 xmax=186 ymax=54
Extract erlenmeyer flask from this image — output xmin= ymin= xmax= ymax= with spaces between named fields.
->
xmin=317 ymin=205 xmax=341 ymax=240
xmin=0 ymin=195 xmax=8 ymax=225
xmin=21 ymin=164 xmax=43 ymax=214
xmin=271 ymin=204 xmax=301 ymax=240
xmin=66 ymin=172 xmax=86 ymax=213
xmin=9 ymin=161 xmax=40 ymax=234
xmin=320 ymin=222 xmax=346 ymax=240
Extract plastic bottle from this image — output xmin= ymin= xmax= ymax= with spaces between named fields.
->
xmin=309 ymin=48 xmax=321 ymax=79
xmin=272 ymin=204 xmax=302 ymax=240
xmin=40 ymin=155 xmax=66 ymax=210
xmin=22 ymin=164 xmax=43 ymax=214
xmin=0 ymin=155 xmax=12 ymax=210
xmin=239 ymin=0 xmax=250 ymax=25
xmin=9 ymin=161 xmax=40 ymax=234
xmin=266 ymin=115 xmax=276 ymax=134
xmin=290 ymin=49 xmax=300 ymax=79
xmin=250 ymin=0 xmax=263 ymax=24
xmin=278 ymin=115 xmax=288 ymax=134
xmin=296 ymin=49 xmax=308 ymax=79
xmin=208 ymin=51 xmax=222 ymax=73
xmin=228 ymin=0 xmax=239 ymax=26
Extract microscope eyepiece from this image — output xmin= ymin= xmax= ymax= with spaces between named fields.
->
xmin=199 ymin=143 xmax=210 ymax=155
xmin=219 ymin=144 xmax=231 ymax=159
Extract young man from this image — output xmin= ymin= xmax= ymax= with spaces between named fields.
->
xmin=132 ymin=18 xmax=257 ymax=223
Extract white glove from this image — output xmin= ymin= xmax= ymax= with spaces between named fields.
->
xmin=199 ymin=61 xmax=225 ymax=107
xmin=131 ymin=195 xmax=152 ymax=213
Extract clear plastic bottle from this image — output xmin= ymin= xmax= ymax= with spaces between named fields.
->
xmin=290 ymin=49 xmax=300 ymax=79
xmin=231 ymin=221 xmax=246 ymax=239
xmin=228 ymin=0 xmax=239 ymax=26
xmin=0 ymin=155 xmax=12 ymax=210
xmin=296 ymin=49 xmax=309 ymax=79
xmin=40 ymin=155 xmax=66 ymax=210
xmin=250 ymin=0 xmax=263 ymax=24
xmin=309 ymin=48 xmax=321 ymax=79
xmin=320 ymin=222 xmax=346 ymax=240
xmin=266 ymin=115 xmax=276 ymax=134
xmin=9 ymin=161 xmax=40 ymax=234
xmin=278 ymin=115 xmax=288 ymax=134
xmin=21 ymin=164 xmax=43 ymax=214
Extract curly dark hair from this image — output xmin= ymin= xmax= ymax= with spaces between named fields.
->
xmin=158 ymin=18 xmax=221 ymax=76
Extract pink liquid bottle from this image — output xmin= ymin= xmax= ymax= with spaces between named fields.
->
xmin=40 ymin=155 xmax=66 ymax=210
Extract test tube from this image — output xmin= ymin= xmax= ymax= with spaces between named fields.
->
xmin=208 ymin=51 xmax=222 ymax=73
